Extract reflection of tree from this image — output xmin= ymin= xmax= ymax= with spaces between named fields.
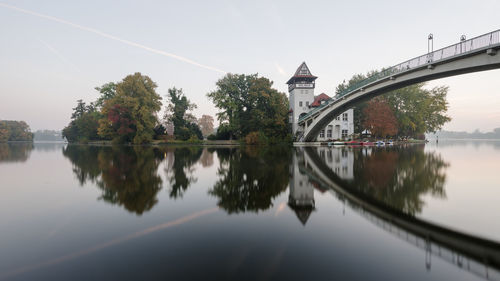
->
xmin=0 ymin=143 xmax=34 ymax=163
xmin=199 ymin=148 xmax=214 ymax=167
xmin=164 ymin=147 xmax=203 ymax=198
xmin=209 ymin=146 xmax=291 ymax=214
xmin=349 ymin=145 xmax=449 ymax=215
xmin=63 ymin=145 xmax=163 ymax=215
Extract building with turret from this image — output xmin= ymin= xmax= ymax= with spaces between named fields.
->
xmin=287 ymin=62 xmax=354 ymax=141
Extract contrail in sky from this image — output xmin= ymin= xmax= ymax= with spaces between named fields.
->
xmin=0 ymin=2 xmax=227 ymax=74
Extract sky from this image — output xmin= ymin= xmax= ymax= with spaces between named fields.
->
xmin=0 ymin=0 xmax=499 ymax=132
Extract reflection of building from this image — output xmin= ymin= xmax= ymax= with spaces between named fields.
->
xmin=287 ymin=62 xmax=354 ymax=140
xmin=288 ymin=147 xmax=355 ymax=225
xmin=316 ymin=147 xmax=354 ymax=180
xmin=288 ymin=148 xmax=316 ymax=225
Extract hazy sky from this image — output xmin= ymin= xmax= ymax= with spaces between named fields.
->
xmin=1 ymin=0 xmax=499 ymax=132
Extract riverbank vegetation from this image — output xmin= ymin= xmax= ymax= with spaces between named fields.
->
xmin=0 ymin=120 xmax=33 ymax=142
xmin=63 ymin=72 xmax=290 ymax=145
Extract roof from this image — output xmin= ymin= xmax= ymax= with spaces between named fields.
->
xmin=286 ymin=62 xmax=318 ymax=84
xmin=310 ymin=93 xmax=330 ymax=107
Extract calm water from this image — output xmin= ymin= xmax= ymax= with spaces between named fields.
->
xmin=0 ymin=141 xmax=499 ymax=280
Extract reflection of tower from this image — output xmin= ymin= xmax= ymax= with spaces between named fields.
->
xmin=288 ymin=148 xmax=315 ymax=225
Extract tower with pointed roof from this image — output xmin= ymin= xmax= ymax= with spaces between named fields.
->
xmin=287 ymin=62 xmax=317 ymax=135
xmin=287 ymin=62 xmax=354 ymax=141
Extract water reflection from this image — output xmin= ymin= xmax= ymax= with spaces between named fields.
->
xmin=0 ymin=143 xmax=33 ymax=163
xmin=208 ymin=146 xmax=291 ymax=214
xmin=298 ymin=146 xmax=500 ymax=280
xmin=63 ymin=145 xmax=163 ymax=214
xmin=310 ymin=145 xmax=449 ymax=215
xmin=164 ymin=147 xmax=203 ymax=198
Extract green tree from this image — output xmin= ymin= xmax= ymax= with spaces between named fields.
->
xmin=243 ymin=77 xmax=289 ymax=140
xmin=98 ymin=73 xmax=162 ymax=144
xmin=384 ymin=84 xmax=451 ymax=137
xmin=207 ymin=74 xmax=256 ymax=140
xmin=207 ymin=74 xmax=289 ymax=142
xmin=63 ymin=100 xmax=100 ymax=142
xmin=94 ymin=82 xmax=116 ymax=108
xmin=165 ymin=87 xmax=201 ymax=141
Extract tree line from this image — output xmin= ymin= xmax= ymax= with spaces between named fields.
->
xmin=0 ymin=120 xmax=33 ymax=142
xmin=63 ymin=72 xmax=290 ymax=144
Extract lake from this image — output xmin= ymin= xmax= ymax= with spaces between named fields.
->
xmin=0 ymin=141 xmax=499 ymax=281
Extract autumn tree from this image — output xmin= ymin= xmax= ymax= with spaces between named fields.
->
xmin=198 ymin=115 xmax=214 ymax=137
xmin=98 ymin=73 xmax=162 ymax=144
xmin=362 ymin=98 xmax=398 ymax=138
xmin=0 ymin=120 xmax=33 ymax=142
xmin=337 ymin=70 xmax=451 ymax=138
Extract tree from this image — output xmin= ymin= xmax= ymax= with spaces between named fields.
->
xmin=94 ymin=82 xmax=116 ymax=108
xmin=384 ymin=84 xmax=451 ymax=137
xmin=198 ymin=115 xmax=214 ymax=137
xmin=207 ymin=74 xmax=289 ymax=142
xmin=362 ymin=97 xmax=398 ymax=138
xmin=336 ymin=70 xmax=451 ymax=138
xmin=207 ymin=74 xmax=256 ymax=140
xmin=63 ymin=100 xmax=100 ymax=142
xmin=164 ymin=87 xmax=201 ymax=141
xmin=98 ymin=73 xmax=162 ymax=144
xmin=243 ymin=77 xmax=289 ymax=140
xmin=0 ymin=120 xmax=33 ymax=142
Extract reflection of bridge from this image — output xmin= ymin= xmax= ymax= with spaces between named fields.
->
xmin=297 ymin=30 xmax=500 ymax=141
xmin=295 ymin=147 xmax=500 ymax=280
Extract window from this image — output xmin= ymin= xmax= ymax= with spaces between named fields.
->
xmin=341 ymin=129 xmax=348 ymax=139
xmin=299 ymin=101 xmax=303 ymax=107
xmin=342 ymin=113 xmax=348 ymax=121
xmin=319 ymin=129 xmax=325 ymax=138
xmin=306 ymin=101 xmax=309 ymax=106
xmin=327 ymin=130 xmax=332 ymax=138
xmin=336 ymin=115 xmax=340 ymax=120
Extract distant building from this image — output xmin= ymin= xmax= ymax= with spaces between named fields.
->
xmin=287 ymin=62 xmax=354 ymax=141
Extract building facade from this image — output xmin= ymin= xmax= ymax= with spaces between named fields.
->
xmin=288 ymin=62 xmax=354 ymax=141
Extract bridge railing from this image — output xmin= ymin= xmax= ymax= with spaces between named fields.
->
xmin=298 ymin=29 xmax=500 ymax=124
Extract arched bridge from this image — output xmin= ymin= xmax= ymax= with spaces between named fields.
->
xmin=297 ymin=29 xmax=500 ymax=142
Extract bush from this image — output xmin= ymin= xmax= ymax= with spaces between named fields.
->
xmin=207 ymin=134 xmax=217 ymax=140
xmin=245 ymin=131 xmax=268 ymax=145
